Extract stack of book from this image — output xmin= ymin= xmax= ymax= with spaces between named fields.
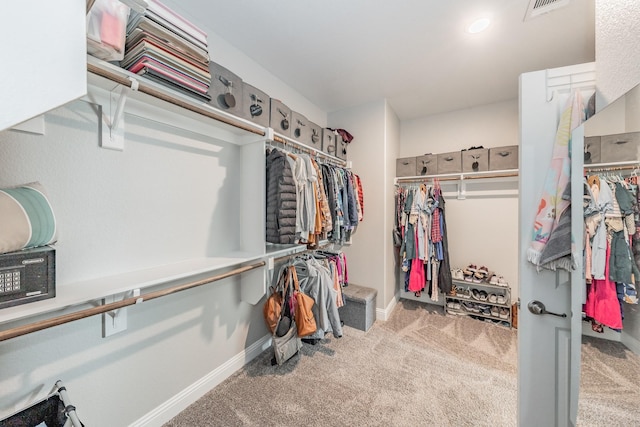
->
xmin=122 ymin=0 xmax=211 ymax=101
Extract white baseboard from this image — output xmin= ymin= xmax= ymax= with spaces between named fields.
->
xmin=129 ymin=334 xmax=272 ymax=427
xmin=621 ymin=331 xmax=640 ymax=355
xmin=581 ymin=321 xmax=622 ymax=342
xmin=376 ymin=294 xmax=398 ymax=321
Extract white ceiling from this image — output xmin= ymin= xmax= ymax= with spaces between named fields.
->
xmin=179 ymin=0 xmax=595 ymax=120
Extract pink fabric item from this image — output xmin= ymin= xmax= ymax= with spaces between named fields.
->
xmin=584 ymin=244 xmax=623 ymax=330
xmin=408 ymin=232 xmax=425 ymax=292
xmin=341 ymin=252 xmax=348 ymax=285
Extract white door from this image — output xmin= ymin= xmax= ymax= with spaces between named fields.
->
xmin=518 ymin=64 xmax=594 ymax=427
xmin=0 ymin=0 xmax=87 ymax=132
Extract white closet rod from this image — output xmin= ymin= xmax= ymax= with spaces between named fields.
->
xmin=395 ymin=169 xmax=518 ymax=184
xmin=271 ymin=135 xmax=347 ymax=167
xmin=584 ymin=161 xmax=640 ymax=173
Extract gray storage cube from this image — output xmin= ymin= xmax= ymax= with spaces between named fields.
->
xmin=270 ymin=99 xmax=292 ymax=137
xmin=338 ymin=283 xmax=377 ymax=332
xmin=396 ymin=157 xmax=417 ymax=177
xmin=291 ymin=111 xmax=310 ymax=142
xmin=462 ymin=148 xmax=489 ymax=173
xmin=240 ymin=83 xmax=269 ymax=127
xmin=436 ymin=151 xmax=462 ymax=174
xmin=489 ymin=145 xmax=519 ymax=170
xmin=336 ymin=137 xmax=348 ymax=160
xmin=584 ymin=136 xmax=601 ymax=164
xmin=322 ymin=128 xmax=336 ymax=156
xmin=416 ymin=154 xmax=437 ymax=176
xmin=208 ymin=62 xmax=243 ymax=116
xmin=600 ymin=132 xmax=640 ymax=162
xmin=307 ymin=121 xmax=323 ymax=152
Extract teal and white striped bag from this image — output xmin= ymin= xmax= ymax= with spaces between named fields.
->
xmin=0 ymin=182 xmax=57 ymax=254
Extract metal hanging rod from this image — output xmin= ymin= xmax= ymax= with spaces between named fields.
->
xmin=271 ymin=135 xmax=346 ymax=166
xmin=395 ymin=169 xmax=518 ymax=184
xmin=273 ymin=241 xmax=338 ymax=263
xmin=0 ymin=261 xmax=265 ymax=343
xmin=584 ymin=161 xmax=640 ymax=173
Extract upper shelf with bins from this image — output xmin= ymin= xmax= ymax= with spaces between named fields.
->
xmin=86 ymin=56 xmax=347 ymax=165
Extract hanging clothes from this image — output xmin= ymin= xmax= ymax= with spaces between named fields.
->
xmin=583 ymin=172 xmax=640 ymax=332
xmin=395 ymin=181 xmax=452 ymax=298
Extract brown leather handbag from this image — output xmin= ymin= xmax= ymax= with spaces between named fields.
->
xmin=263 ymin=268 xmax=286 ymax=334
xmin=289 ymin=266 xmax=317 ymax=337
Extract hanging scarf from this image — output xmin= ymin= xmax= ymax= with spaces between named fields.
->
xmin=527 ymin=90 xmax=585 ymax=271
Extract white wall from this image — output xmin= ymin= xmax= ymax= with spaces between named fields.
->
xmin=384 ymin=103 xmax=401 ymax=311
xmin=328 ymin=101 xmax=391 ymax=309
xmin=400 ymin=100 xmax=520 ymax=302
xmin=595 ymin=0 xmax=640 ymax=108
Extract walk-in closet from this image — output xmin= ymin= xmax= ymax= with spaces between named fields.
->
xmin=1 ymin=1 xmax=639 ymax=426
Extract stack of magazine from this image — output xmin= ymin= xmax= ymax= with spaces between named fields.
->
xmin=122 ymin=0 xmax=211 ymax=101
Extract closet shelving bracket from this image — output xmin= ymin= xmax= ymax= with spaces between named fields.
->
xmin=99 ymin=76 xmax=139 ymax=151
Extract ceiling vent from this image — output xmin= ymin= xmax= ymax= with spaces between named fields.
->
xmin=524 ymin=0 xmax=571 ymax=21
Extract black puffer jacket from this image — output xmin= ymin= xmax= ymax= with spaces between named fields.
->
xmin=266 ymin=149 xmax=297 ymax=244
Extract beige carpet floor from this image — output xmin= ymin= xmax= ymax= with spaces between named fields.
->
xmin=164 ymin=299 xmax=640 ymax=426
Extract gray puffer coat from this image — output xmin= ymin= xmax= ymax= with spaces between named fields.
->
xmin=266 ymin=149 xmax=297 ymax=244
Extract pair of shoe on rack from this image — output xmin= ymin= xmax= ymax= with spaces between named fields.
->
xmin=489 ymin=274 xmax=509 ymax=287
xmin=488 ymin=293 xmax=508 ymax=305
xmin=470 ymin=289 xmax=488 ymax=301
xmin=489 ymin=306 xmax=509 ymax=319
xmin=446 ymin=301 xmax=461 ymax=311
xmin=462 ymin=264 xmax=490 ymax=283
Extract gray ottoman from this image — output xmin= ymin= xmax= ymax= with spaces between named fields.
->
xmin=339 ymin=284 xmax=377 ymax=332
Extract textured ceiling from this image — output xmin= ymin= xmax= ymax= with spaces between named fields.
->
xmin=167 ymin=0 xmax=595 ymax=120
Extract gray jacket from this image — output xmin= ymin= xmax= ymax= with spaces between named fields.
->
xmin=266 ymin=149 xmax=297 ymax=244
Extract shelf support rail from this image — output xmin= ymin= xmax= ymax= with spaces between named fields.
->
xmin=0 ymin=260 xmax=266 ymax=343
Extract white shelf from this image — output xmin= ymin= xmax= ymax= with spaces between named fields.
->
xmin=0 ymin=252 xmax=267 ymax=327
xmin=265 ymin=243 xmax=307 ymax=259
xmin=0 ymin=243 xmax=313 ymax=328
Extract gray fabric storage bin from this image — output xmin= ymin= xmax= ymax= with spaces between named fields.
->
xmin=336 ymin=137 xmax=348 ymax=160
xmin=416 ymin=154 xmax=437 ymax=176
xmin=338 ymin=283 xmax=377 ymax=332
xmin=436 ymin=151 xmax=462 ymax=174
xmin=600 ymin=132 xmax=640 ymax=162
xmin=291 ymin=111 xmax=309 ymax=142
xmin=307 ymin=121 xmax=323 ymax=151
xmin=489 ymin=145 xmax=519 ymax=170
xmin=462 ymin=148 xmax=489 ymax=173
xmin=584 ymin=136 xmax=601 ymax=164
xmin=270 ymin=99 xmax=292 ymax=136
xmin=208 ymin=62 xmax=244 ymax=116
xmin=396 ymin=157 xmax=417 ymax=177
xmin=322 ymin=128 xmax=336 ymax=156
xmin=240 ymin=83 xmax=270 ymax=127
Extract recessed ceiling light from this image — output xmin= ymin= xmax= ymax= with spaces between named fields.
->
xmin=467 ymin=18 xmax=491 ymax=34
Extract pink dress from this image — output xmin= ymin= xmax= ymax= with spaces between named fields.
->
xmin=408 ymin=231 xmax=425 ymax=292
xmin=584 ymin=243 xmax=623 ymax=329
